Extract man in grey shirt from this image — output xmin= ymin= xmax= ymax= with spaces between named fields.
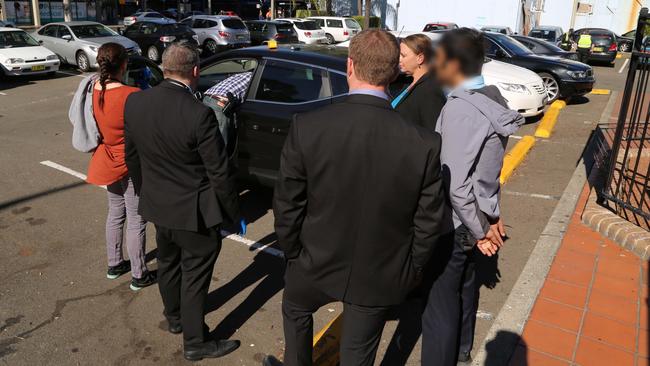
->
xmin=421 ymin=28 xmax=524 ymax=366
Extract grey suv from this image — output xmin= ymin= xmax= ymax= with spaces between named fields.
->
xmin=180 ymin=15 xmax=250 ymax=55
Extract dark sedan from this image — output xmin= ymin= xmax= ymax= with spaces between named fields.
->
xmin=617 ymin=29 xmax=635 ymax=52
xmin=512 ymin=35 xmax=579 ymax=61
xmin=244 ymin=20 xmax=299 ymax=46
xmin=122 ymin=45 xmax=348 ymax=185
xmin=483 ymin=32 xmax=594 ymax=102
xmin=122 ymin=20 xmax=198 ymax=62
xmin=573 ymin=28 xmax=618 ymax=64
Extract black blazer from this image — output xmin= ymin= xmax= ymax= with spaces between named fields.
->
xmin=273 ymin=94 xmax=447 ymax=307
xmin=124 ymin=79 xmax=240 ymax=232
xmin=393 ymin=72 xmax=446 ymax=130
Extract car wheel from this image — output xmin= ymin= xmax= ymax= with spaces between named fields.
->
xmin=325 ymin=33 xmax=335 ymax=44
xmin=619 ymin=42 xmax=631 ymax=52
xmin=539 ymin=72 xmax=560 ymax=103
xmin=76 ymin=51 xmax=91 ymax=72
xmin=147 ymin=46 xmax=160 ymax=62
xmin=205 ymin=39 xmax=218 ymax=55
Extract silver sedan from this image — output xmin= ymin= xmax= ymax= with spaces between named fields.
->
xmin=32 ymin=21 xmax=141 ymax=72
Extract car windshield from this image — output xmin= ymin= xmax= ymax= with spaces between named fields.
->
xmin=295 ymin=21 xmax=320 ymax=30
xmin=530 ymin=29 xmax=556 ymax=41
xmin=222 ymin=19 xmax=246 ymax=29
xmin=0 ymin=30 xmax=40 ymax=48
xmin=70 ymin=24 xmax=117 ymax=38
xmin=345 ymin=19 xmax=361 ymax=29
xmin=492 ymin=34 xmax=533 ymax=55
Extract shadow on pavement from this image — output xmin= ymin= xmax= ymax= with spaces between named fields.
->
xmin=206 ymin=233 xmax=285 ymax=340
xmin=0 ymin=181 xmax=86 ymax=211
xmin=485 ymin=330 xmax=527 ymax=366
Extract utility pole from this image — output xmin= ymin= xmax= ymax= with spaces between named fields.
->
xmin=31 ymin=0 xmax=40 ymax=25
xmin=364 ymin=0 xmax=370 ymax=28
xmin=0 ymin=0 xmax=6 ymax=22
xmin=270 ymin=0 xmax=274 ymax=19
xmin=63 ymin=0 xmax=71 ymax=21
xmin=569 ymin=0 xmax=579 ymax=29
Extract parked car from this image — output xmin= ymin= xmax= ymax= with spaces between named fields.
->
xmin=572 ymin=28 xmax=618 ymax=64
xmin=422 ymin=22 xmax=458 ymax=32
xmin=512 ymin=35 xmax=579 ymax=61
xmin=528 ymin=26 xmax=564 ymax=46
xmin=0 ymin=27 xmax=60 ymax=77
xmin=307 ymin=16 xmax=361 ymax=44
xmin=32 ymin=21 xmax=141 ymax=71
xmin=617 ymin=29 xmax=635 ymax=52
xmin=0 ymin=20 xmax=15 ymax=27
xmin=180 ymin=15 xmax=250 ymax=55
xmin=123 ymin=11 xmax=174 ymax=26
xmin=244 ymin=20 xmax=299 ymax=46
xmin=276 ymin=18 xmax=327 ymax=44
xmin=122 ymin=20 xmax=198 ymax=62
xmin=483 ymin=31 xmax=595 ymax=102
xmin=343 ymin=31 xmax=547 ymax=117
xmin=481 ymin=26 xmax=513 ymax=35
xmin=162 ymin=8 xmax=179 ymax=20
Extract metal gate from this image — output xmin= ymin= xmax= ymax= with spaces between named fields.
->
xmin=602 ymin=7 xmax=650 ymax=225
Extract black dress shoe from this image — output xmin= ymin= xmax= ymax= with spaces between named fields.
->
xmin=457 ymin=351 xmax=472 ymax=364
xmin=168 ymin=322 xmax=182 ymax=334
xmin=262 ymin=355 xmax=284 ymax=366
xmin=183 ymin=339 xmax=240 ymax=361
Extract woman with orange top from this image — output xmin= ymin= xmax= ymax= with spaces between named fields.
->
xmin=86 ymin=42 xmax=155 ymax=291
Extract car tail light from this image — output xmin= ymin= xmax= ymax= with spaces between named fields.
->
xmin=129 ymin=16 xmax=137 ymax=22
xmin=609 ymin=43 xmax=617 ymax=52
xmin=160 ymin=35 xmax=176 ymax=43
xmin=218 ymin=31 xmax=231 ymax=38
xmin=304 ymin=31 xmax=312 ymax=37
xmin=343 ymin=31 xmax=349 ymax=36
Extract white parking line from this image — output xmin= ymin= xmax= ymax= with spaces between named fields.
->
xmin=39 ymin=160 xmax=283 ymax=258
xmin=503 ymin=189 xmax=559 ymax=200
xmin=619 ymin=58 xmax=630 ymax=74
xmin=0 ymin=92 xmax=7 ymax=96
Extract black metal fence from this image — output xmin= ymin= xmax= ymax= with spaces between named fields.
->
xmin=603 ymin=7 xmax=650 ymax=225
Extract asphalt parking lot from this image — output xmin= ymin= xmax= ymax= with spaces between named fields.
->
xmin=0 ymin=56 xmax=628 ymax=365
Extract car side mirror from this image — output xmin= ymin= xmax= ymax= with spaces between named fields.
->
xmin=62 ymin=34 xmax=72 ymax=41
xmin=38 ymin=39 xmax=44 ymax=44
xmin=117 ymin=28 xmax=123 ymax=35
xmin=495 ymin=49 xmax=507 ymax=58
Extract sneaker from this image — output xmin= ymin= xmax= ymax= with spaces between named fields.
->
xmin=107 ymin=261 xmax=131 ymax=279
xmin=130 ymin=271 xmax=157 ymax=291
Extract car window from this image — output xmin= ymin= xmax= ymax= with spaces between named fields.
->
xmin=276 ymin=24 xmax=295 ymax=34
xmin=40 ymin=25 xmax=58 ymax=37
xmin=330 ymin=72 xmax=348 ymax=96
xmin=490 ymin=34 xmax=532 ymax=55
xmin=517 ymin=38 xmax=534 ymax=50
xmin=58 ymin=26 xmax=72 ymax=38
xmin=294 ymin=21 xmax=319 ymax=30
xmin=180 ymin=18 xmax=192 ymax=25
xmin=193 ymin=19 xmax=207 ymax=28
xmin=144 ymin=13 xmax=163 ymax=18
xmin=483 ymin=38 xmax=501 ymax=57
xmin=140 ymin=23 xmax=157 ymax=35
xmin=255 ymin=60 xmax=327 ymax=103
xmin=162 ymin=23 xmax=191 ymax=33
xmin=344 ymin=19 xmax=360 ymax=29
xmin=200 ymin=58 xmax=258 ymax=90
xmin=70 ymin=24 xmax=117 ymax=39
xmin=207 ymin=20 xmax=219 ymax=28
xmin=312 ymin=19 xmax=324 ymax=27
xmin=222 ymin=19 xmax=246 ymax=29
xmin=326 ymin=19 xmax=343 ymax=28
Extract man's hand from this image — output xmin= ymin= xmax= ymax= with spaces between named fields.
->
xmin=476 ymin=238 xmax=498 ymax=256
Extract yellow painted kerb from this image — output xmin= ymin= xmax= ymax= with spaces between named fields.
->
xmin=590 ymin=89 xmax=611 ymax=95
xmin=534 ymin=100 xmax=566 ymax=138
xmin=500 ymin=135 xmax=536 ymax=184
xmin=312 ymin=314 xmax=342 ymax=366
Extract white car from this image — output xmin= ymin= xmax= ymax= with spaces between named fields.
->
xmin=276 ymin=18 xmax=327 ymax=45
xmin=339 ymin=31 xmax=547 ymax=117
xmin=0 ymin=27 xmax=60 ymax=76
xmin=123 ymin=11 xmax=174 ymax=26
xmin=308 ymin=16 xmax=361 ymax=44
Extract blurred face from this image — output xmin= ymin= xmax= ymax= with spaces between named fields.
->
xmin=399 ymin=43 xmax=423 ymax=75
xmin=433 ymin=47 xmax=459 ymax=88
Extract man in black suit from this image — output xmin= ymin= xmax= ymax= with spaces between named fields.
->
xmin=269 ymin=29 xmax=447 ymax=366
xmin=124 ymin=42 xmax=242 ymax=362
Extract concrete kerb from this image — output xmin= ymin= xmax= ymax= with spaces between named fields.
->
xmin=471 ymin=158 xmax=588 ymax=366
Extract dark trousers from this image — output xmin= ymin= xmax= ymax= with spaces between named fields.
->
xmin=282 ymin=264 xmax=391 ymax=366
xmin=421 ymin=225 xmax=477 ymax=366
xmin=155 ymin=224 xmax=221 ymax=346
xmin=578 ymin=48 xmax=591 ymax=63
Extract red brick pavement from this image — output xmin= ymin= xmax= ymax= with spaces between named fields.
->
xmin=511 ymin=185 xmax=649 ymax=366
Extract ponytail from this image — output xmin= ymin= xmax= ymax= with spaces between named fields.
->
xmin=96 ymin=42 xmax=128 ymax=110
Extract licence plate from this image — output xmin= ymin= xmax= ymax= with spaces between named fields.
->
xmin=593 ymin=46 xmax=604 ymax=52
xmin=31 ymin=65 xmax=45 ymax=71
